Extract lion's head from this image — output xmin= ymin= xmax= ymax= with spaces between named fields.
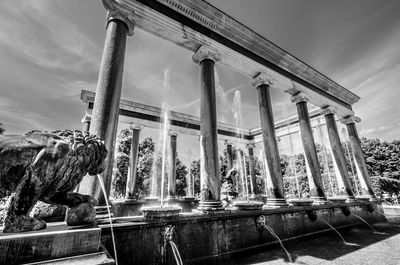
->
xmin=51 ymin=130 xmax=108 ymax=176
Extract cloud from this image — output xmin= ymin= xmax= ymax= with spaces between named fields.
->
xmin=0 ymin=1 xmax=101 ymax=73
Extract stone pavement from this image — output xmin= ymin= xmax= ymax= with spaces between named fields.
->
xmin=222 ymin=218 xmax=400 ymax=265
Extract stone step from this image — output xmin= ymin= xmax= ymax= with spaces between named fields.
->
xmin=96 ymin=213 xmax=114 ymax=220
xmin=0 ymin=222 xmax=102 ymax=265
xmin=23 ymin=251 xmax=115 ymax=265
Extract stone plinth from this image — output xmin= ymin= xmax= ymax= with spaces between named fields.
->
xmin=140 ymin=205 xmax=182 ymax=219
xmin=0 ymin=223 xmax=104 ymax=265
xmin=179 ymin=197 xmax=199 ymax=212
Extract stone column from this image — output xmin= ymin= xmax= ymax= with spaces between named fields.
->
xmin=247 ymin=143 xmax=258 ymax=199
xmin=322 ymin=107 xmax=356 ymax=201
xmin=291 ymin=93 xmax=328 ymax=205
xmin=192 ymin=45 xmax=223 ymax=211
xmin=342 ymin=115 xmax=376 ymax=200
xmin=252 ymin=73 xmax=288 ymax=207
xmin=224 ymin=140 xmax=237 ymax=193
xmin=125 ymin=124 xmax=142 ymax=201
xmin=81 ymin=115 xmax=91 ymax=133
xmin=79 ymin=8 xmax=135 ymax=205
xmin=167 ymin=131 xmax=178 ymax=201
xmin=225 ymin=140 xmax=234 ymax=170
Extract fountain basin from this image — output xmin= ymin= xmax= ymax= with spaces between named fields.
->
xmin=289 ymin=199 xmax=314 ymax=207
xmin=140 ymin=205 xmax=182 ymax=219
xmin=100 ymin=201 xmax=385 ymax=265
xmin=231 ymin=201 xmax=263 ymax=210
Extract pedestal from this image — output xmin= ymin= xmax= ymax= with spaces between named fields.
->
xmin=0 ymin=223 xmax=113 ymax=265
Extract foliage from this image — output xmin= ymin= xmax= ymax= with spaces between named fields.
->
xmin=281 ymin=153 xmax=310 ymax=198
xmin=0 ymin=123 xmax=4 ymax=135
xmin=190 ymin=159 xmax=200 ymax=196
xmin=111 ymin=130 xmax=400 ymax=201
xmin=175 ymin=157 xmax=188 ymax=196
xmin=111 ymin=131 xmax=187 ymax=200
xmin=111 ymin=129 xmax=131 ymax=199
xmin=361 ymin=137 xmax=400 ymax=196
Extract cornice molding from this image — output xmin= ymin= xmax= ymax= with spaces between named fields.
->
xmin=117 ymin=0 xmax=360 ymax=106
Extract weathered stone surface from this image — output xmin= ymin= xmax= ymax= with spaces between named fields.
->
xmin=100 ymin=202 xmax=385 ymax=265
xmin=254 ymin=78 xmax=287 ymax=206
xmin=79 ymin=18 xmax=127 ymax=206
xmin=125 ymin=125 xmax=141 ymax=200
xmin=66 ymin=202 xmax=96 ymax=226
xmin=0 ymin=223 xmax=102 ymax=265
xmin=293 ymin=97 xmax=328 ymax=204
xmin=345 ymin=121 xmax=376 ymax=198
xmin=31 ymin=201 xmax=67 ymax=222
xmin=167 ymin=132 xmax=177 ymax=200
xmin=195 ymin=49 xmax=222 ymax=210
xmin=0 ymin=130 xmax=107 ymax=233
xmin=325 ymin=113 xmax=356 ymax=199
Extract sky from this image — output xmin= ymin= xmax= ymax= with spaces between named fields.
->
xmin=0 ymin=0 xmax=400 ymax=163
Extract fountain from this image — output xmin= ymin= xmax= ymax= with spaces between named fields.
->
xmin=231 ymin=90 xmax=263 ymax=210
xmin=317 ymin=118 xmax=336 ymax=197
xmin=141 ymin=70 xmax=182 ymax=219
xmin=255 ymin=215 xmax=293 ymax=262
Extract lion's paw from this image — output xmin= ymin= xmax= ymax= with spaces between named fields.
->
xmin=3 ymin=216 xmax=46 ymax=233
xmin=66 ymin=202 xmax=96 ymax=226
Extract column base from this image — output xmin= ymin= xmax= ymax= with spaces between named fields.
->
xmin=328 ymin=196 xmax=357 ymax=203
xmin=310 ymin=196 xmax=330 ymax=205
xmin=124 ymin=196 xmax=137 ymax=203
xmin=145 ymin=196 xmax=160 ymax=206
xmin=197 ymin=201 xmax=225 ymax=212
xmin=262 ymin=198 xmax=289 ymax=209
xmin=369 ymin=197 xmax=383 ymax=203
xmin=166 ymin=196 xmax=179 ymax=204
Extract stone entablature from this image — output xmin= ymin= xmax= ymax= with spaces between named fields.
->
xmin=81 ymin=90 xmax=329 ymax=144
xmin=103 ymin=0 xmax=359 ymax=118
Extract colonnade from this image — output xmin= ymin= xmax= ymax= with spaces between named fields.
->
xmin=80 ymin=8 xmax=377 ymax=209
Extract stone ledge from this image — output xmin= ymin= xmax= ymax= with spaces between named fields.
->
xmin=0 ymin=222 xmax=101 ymax=265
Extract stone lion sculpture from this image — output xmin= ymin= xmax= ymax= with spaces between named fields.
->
xmin=0 ymin=130 xmax=107 ymax=233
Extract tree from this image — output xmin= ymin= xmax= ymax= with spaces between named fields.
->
xmin=111 ymin=132 xmax=188 ymax=200
xmin=175 ymin=157 xmax=188 ymax=197
xmin=0 ymin=123 xmax=4 ymax=135
xmin=111 ymin=129 xmax=131 ymax=199
xmin=360 ymin=137 xmax=400 ymax=197
xmin=281 ymin=153 xmax=309 ymax=198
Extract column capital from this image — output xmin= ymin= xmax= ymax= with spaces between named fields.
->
xmin=251 ymin=73 xmax=273 ymax=87
xmin=129 ymin=123 xmax=144 ymax=131
xmin=320 ymin=106 xmax=336 ymax=116
xmin=81 ymin=115 xmax=91 ymax=123
xmin=105 ymin=8 xmax=136 ymax=36
xmin=291 ymin=92 xmax=308 ymax=104
xmin=169 ymin=130 xmax=178 ymax=137
xmin=224 ymin=140 xmax=233 ymax=146
xmin=192 ymin=45 xmax=221 ymax=64
xmin=246 ymin=143 xmax=256 ymax=149
xmin=341 ymin=115 xmax=361 ymax=125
